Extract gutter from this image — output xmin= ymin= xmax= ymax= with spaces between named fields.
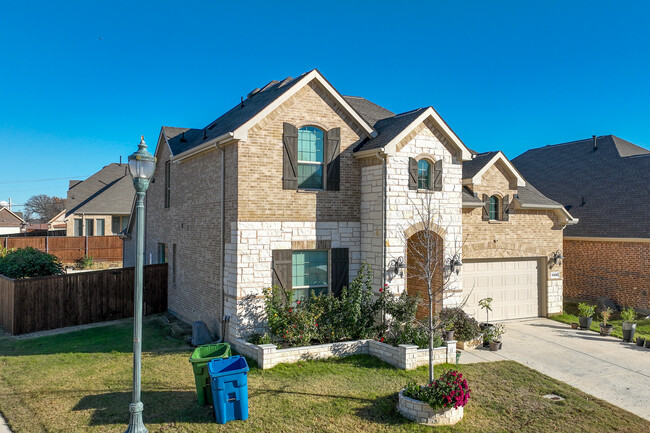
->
xmin=172 ymin=132 xmax=235 ymax=162
xmin=375 ymin=151 xmax=387 ymax=291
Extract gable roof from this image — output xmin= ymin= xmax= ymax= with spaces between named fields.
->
xmin=0 ymin=207 xmax=26 ymax=225
xmin=353 ymin=106 xmax=473 ymax=161
xmin=342 ymin=95 xmax=395 ymax=126
xmin=462 ymin=151 xmax=525 ymax=187
xmin=65 ymin=163 xmax=135 ymax=216
xmin=513 ymin=135 xmax=650 ymax=238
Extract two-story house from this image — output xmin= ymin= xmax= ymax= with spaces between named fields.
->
xmin=124 ymin=69 xmax=576 ymax=343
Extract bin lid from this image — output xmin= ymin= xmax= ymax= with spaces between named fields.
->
xmin=208 ymin=355 xmax=250 ymax=377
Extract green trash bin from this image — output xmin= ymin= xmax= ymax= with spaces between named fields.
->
xmin=189 ymin=343 xmax=232 ymax=406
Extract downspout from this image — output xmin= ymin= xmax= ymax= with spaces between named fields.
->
xmin=216 ymin=143 xmax=227 ymax=343
xmin=375 ymin=151 xmax=387 ymax=290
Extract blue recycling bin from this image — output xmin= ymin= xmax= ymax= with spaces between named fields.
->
xmin=208 ymin=355 xmax=250 ymax=424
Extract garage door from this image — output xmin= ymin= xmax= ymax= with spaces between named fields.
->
xmin=461 ymin=259 xmax=540 ymax=321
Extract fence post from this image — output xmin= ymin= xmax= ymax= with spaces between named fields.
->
xmin=45 ymin=236 xmax=49 ymax=253
xmin=85 ymin=236 xmax=88 ymax=257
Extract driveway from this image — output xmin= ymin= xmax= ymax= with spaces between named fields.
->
xmin=459 ymin=318 xmax=650 ymax=421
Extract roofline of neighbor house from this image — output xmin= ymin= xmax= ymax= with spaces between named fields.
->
xmin=0 ymin=207 xmax=26 ymax=223
xmin=564 ymin=236 xmax=650 ymax=243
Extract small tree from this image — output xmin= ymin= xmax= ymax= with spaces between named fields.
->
xmin=400 ymin=193 xmax=463 ymax=384
xmin=0 ymin=247 xmax=64 ymax=279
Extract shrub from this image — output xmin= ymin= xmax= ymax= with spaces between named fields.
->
xmin=386 ymin=321 xmax=441 ymax=349
xmin=248 ymin=333 xmax=274 ymax=346
xmin=620 ymin=307 xmax=638 ymax=324
xmin=578 ymin=303 xmax=596 ymax=318
xmin=0 ymin=247 xmax=63 ymax=279
xmin=336 ymin=264 xmax=380 ymax=340
xmin=76 ymin=255 xmax=94 ymax=269
xmin=262 ymin=285 xmax=318 ymax=347
xmin=438 ymin=308 xmax=481 ymax=342
xmin=403 ymin=370 xmax=471 ymax=410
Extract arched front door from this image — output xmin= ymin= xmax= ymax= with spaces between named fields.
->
xmin=406 ymin=229 xmax=444 ymax=320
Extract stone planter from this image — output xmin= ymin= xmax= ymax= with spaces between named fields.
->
xmin=397 ymin=389 xmax=464 ymax=426
xmin=457 ymin=338 xmax=482 ymax=350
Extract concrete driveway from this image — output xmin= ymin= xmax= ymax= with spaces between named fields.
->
xmin=459 ymin=318 xmax=650 ymax=421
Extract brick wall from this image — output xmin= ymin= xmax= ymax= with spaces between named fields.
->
xmin=564 ymin=238 xmax=650 ymax=310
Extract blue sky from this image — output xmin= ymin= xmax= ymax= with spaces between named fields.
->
xmin=1 ymin=1 xmax=649 ymax=210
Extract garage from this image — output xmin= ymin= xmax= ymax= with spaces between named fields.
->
xmin=461 ymin=259 xmax=542 ymax=321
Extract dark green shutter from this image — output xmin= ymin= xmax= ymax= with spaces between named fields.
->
xmin=408 ymin=157 xmax=418 ymax=190
xmin=482 ymin=194 xmax=490 ymax=221
xmin=502 ymin=195 xmax=510 ymax=221
xmin=282 ymin=123 xmax=298 ymax=190
xmin=325 ymin=127 xmax=341 ymax=191
xmin=433 ymin=159 xmax=443 ymax=191
xmin=331 ymin=248 xmax=349 ymax=297
xmin=272 ymin=249 xmax=292 ymax=289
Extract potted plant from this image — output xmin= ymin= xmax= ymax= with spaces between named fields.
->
xmin=599 ymin=307 xmax=613 ymax=336
xmin=398 ymin=370 xmax=470 ymax=426
xmin=442 ymin=317 xmax=455 ymax=341
xmin=570 ymin=322 xmax=579 ymax=329
xmin=486 ymin=323 xmax=505 ymax=351
xmin=478 ymin=298 xmax=493 ymax=347
xmin=620 ymin=307 xmax=638 ymax=342
xmin=636 ymin=337 xmax=645 ymax=347
xmin=577 ymin=303 xmax=595 ymax=330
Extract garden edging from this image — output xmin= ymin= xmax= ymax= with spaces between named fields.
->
xmin=233 ymin=338 xmax=456 ymax=370
xmin=397 ymin=389 xmax=464 ymax=425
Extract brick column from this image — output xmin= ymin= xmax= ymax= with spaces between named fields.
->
xmin=398 ymin=344 xmax=418 ymax=370
xmin=258 ymin=343 xmax=277 ymax=370
xmin=444 ymin=340 xmax=457 ymax=364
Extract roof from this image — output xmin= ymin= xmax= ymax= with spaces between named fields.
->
xmin=353 ymin=108 xmax=427 ymax=152
xmin=462 ymin=151 xmax=499 ymax=179
xmin=513 ymin=135 xmax=650 ymax=238
xmin=342 ymin=96 xmax=395 ymax=126
xmin=0 ymin=207 xmax=26 ymax=225
xmin=462 ymin=187 xmax=484 ymax=207
xmin=66 ymin=163 xmax=135 ymax=217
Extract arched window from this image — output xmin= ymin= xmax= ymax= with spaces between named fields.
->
xmin=297 ymin=126 xmax=324 ymax=189
xmin=417 ymin=159 xmax=432 ymax=190
xmin=489 ymin=195 xmax=500 ymax=220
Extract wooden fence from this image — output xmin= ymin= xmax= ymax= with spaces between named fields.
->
xmin=0 ymin=236 xmax=123 ymax=263
xmin=0 ymin=264 xmax=167 ymax=335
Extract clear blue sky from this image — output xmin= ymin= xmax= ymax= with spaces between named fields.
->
xmin=2 ymin=1 xmax=649 ymax=209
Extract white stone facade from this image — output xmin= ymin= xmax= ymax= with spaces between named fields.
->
xmin=398 ymin=389 xmax=464 ymax=426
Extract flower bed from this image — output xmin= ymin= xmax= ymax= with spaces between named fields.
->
xmin=233 ymin=337 xmax=456 ymax=370
xmin=398 ymin=389 xmax=464 ymax=425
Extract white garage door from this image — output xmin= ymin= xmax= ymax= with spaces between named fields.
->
xmin=461 ymin=259 xmax=540 ymax=321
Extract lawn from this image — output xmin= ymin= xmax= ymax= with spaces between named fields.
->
xmin=550 ymin=302 xmax=650 ymax=340
xmin=0 ymin=316 xmax=648 ymax=433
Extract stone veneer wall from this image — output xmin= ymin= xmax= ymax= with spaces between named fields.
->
xmin=382 ymin=126 xmax=463 ymax=305
xmin=233 ymin=338 xmax=456 ymax=370
xmin=564 ymin=238 xmax=650 ymax=311
xmin=398 ymin=390 xmax=464 ymax=425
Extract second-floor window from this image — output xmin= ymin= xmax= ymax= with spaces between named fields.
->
xmin=489 ymin=195 xmax=501 ymax=220
xmin=418 ymin=160 xmax=432 ymax=190
xmin=297 ymin=126 xmax=324 ymax=189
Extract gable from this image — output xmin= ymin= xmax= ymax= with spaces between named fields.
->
xmin=0 ymin=208 xmax=24 ymax=226
xmin=462 ymin=151 xmax=525 ymax=187
xmin=394 ymin=117 xmax=462 ymax=160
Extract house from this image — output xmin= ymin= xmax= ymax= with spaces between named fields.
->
xmin=46 ymin=209 xmax=67 ymax=233
xmin=124 ymin=69 xmax=576 ymax=342
xmin=66 ymin=163 xmax=135 ymax=237
xmin=0 ymin=207 xmax=26 ymax=235
xmin=513 ymin=135 xmax=650 ymax=312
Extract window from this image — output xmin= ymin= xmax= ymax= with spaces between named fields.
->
xmin=292 ymin=250 xmax=328 ymax=302
xmin=74 ymin=219 xmax=83 ymax=236
xmin=489 ymin=195 xmax=500 ymax=220
xmin=111 ymin=216 xmax=128 ymax=234
xmin=417 ymin=160 xmax=432 ymax=190
xmin=96 ymin=219 xmax=105 ymax=236
xmin=297 ymin=126 xmax=324 ymax=189
xmin=85 ymin=219 xmax=94 ymax=236
xmin=158 ymin=243 xmax=167 ymax=263
xmin=164 ymin=160 xmax=171 ymax=208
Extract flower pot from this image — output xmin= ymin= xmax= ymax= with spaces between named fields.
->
xmin=570 ymin=323 xmax=579 ymax=329
xmin=646 ymin=339 xmax=650 ymax=349
xmin=578 ymin=317 xmax=592 ymax=330
xmin=599 ymin=323 xmax=613 ymax=336
xmin=444 ymin=330 xmax=455 ymax=341
xmin=481 ymin=323 xmax=494 ymax=347
xmin=622 ymin=323 xmax=637 ymax=342
xmin=636 ymin=337 xmax=646 ymax=347
xmin=397 ymin=389 xmax=464 ymax=426
xmin=457 ymin=338 xmax=482 ymax=350
xmin=489 ymin=341 xmax=502 ymax=351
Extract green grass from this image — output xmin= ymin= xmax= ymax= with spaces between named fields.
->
xmin=0 ymin=316 xmax=648 ymax=433
xmin=550 ymin=302 xmax=650 ymax=340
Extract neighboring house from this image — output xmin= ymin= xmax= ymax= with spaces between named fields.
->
xmin=66 ymin=163 xmax=135 ymax=237
xmin=514 ymin=135 xmax=650 ymax=312
xmin=0 ymin=207 xmax=26 ymax=235
xmin=46 ymin=209 xmax=67 ymax=233
xmin=125 ymin=69 xmax=576 ymax=342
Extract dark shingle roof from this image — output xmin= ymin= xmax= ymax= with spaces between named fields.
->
xmin=513 ymin=135 xmax=650 ymax=238
xmin=461 ymin=151 xmax=499 ymax=179
xmin=66 ymin=163 xmax=134 ymax=216
xmin=354 ymin=108 xmax=428 ymax=153
xmin=462 ymin=187 xmax=484 ymax=207
xmin=342 ymin=96 xmax=394 ymax=126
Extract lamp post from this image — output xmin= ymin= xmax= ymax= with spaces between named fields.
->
xmin=125 ymin=136 xmax=156 ymax=433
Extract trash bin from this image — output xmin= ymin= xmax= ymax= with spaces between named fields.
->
xmin=189 ymin=343 xmax=232 ymax=406
xmin=208 ymin=355 xmax=250 ymax=424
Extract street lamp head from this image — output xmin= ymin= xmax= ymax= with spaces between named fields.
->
xmin=128 ymin=136 xmax=156 ymax=192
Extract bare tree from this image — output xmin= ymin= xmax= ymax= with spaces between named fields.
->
xmin=400 ymin=192 xmax=463 ymax=383
xmin=24 ymin=194 xmax=65 ymax=222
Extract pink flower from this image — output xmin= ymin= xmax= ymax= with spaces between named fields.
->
xmin=297 ymin=301 xmax=301 ymax=304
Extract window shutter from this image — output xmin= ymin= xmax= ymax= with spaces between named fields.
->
xmin=325 ymin=127 xmax=341 ymax=191
xmin=482 ymin=194 xmax=490 ymax=221
xmin=282 ymin=123 xmax=298 ymax=190
xmin=331 ymin=248 xmax=349 ymax=297
xmin=408 ymin=157 xmax=418 ymax=190
xmin=272 ymin=249 xmax=292 ymax=290
xmin=502 ymin=195 xmax=510 ymax=221
xmin=433 ymin=159 xmax=443 ymax=191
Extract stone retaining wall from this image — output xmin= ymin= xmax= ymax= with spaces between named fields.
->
xmin=397 ymin=389 xmax=464 ymax=425
xmin=233 ymin=338 xmax=456 ymax=370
